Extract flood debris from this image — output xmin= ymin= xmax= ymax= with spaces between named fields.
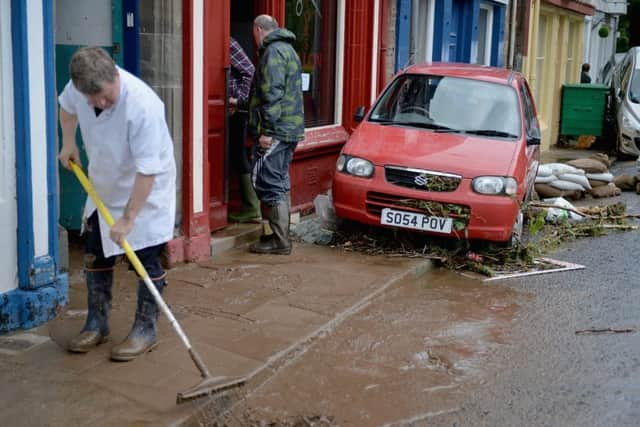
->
xmin=295 ymin=198 xmax=639 ymax=278
xmin=575 ymin=327 xmax=637 ymax=335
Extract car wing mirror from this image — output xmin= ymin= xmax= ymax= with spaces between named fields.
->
xmin=353 ymin=106 xmax=366 ymax=122
xmin=527 ymin=127 xmax=541 ymax=146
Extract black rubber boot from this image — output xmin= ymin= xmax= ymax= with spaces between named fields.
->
xmin=110 ymin=278 xmax=165 ymax=362
xmin=250 ymin=200 xmax=292 ymax=255
xmin=68 ymin=270 xmax=113 ymax=353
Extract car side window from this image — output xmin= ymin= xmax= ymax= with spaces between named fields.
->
xmin=519 ymin=80 xmax=538 ymax=135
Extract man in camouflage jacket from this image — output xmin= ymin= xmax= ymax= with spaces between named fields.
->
xmin=248 ymin=14 xmax=304 ymax=255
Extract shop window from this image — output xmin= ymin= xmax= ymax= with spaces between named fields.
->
xmin=565 ymin=21 xmax=576 ymax=83
xmin=476 ymin=4 xmax=493 ymax=65
xmin=411 ymin=0 xmax=435 ymax=64
xmin=285 ymin=0 xmax=338 ymax=128
xmin=534 ymin=14 xmax=547 ymax=107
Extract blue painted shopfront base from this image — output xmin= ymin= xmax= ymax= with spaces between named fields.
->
xmin=0 ymin=274 xmax=68 ymax=334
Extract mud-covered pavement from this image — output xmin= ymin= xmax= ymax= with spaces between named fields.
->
xmin=217 ymin=269 xmax=523 ymax=426
xmin=217 ymin=162 xmax=640 ymax=427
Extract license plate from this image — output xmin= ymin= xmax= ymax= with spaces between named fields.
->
xmin=380 ymin=208 xmax=453 ymax=234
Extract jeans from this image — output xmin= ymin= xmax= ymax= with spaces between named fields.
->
xmin=251 ymin=139 xmax=298 ymax=205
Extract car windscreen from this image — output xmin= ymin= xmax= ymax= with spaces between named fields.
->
xmin=369 ymin=74 xmax=522 ymax=138
xmin=630 ymin=69 xmax=640 ymax=103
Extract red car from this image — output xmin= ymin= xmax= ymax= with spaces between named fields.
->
xmin=332 ymin=63 xmax=541 ymax=244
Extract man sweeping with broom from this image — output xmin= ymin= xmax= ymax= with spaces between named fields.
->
xmin=58 ymin=47 xmax=176 ymax=362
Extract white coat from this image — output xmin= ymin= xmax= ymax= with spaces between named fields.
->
xmin=59 ymin=67 xmax=176 ymax=258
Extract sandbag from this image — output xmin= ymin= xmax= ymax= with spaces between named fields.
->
xmin=537 ymin=164 xmax=554 ymax=177
xmin=614 ymin=174 xmax=637 ymax=191
xmin=548 ymin=179 xmax=586 ymax=191
xmin=543 ymin=163 xmax=584 ymax=176
xmin=558 ymin=173 xmax=591 ymax=190
xmin=588 ymin=179 xmax=608 ymax=187
xmin=535 ymin=174 xmax=557 ymax=184
xmin=589 ymin=153 xmax=612 ymax=168
xmin=567 ymin=158 xmax=608 ymax=173
xmin=535 ymin=183 xmax=582 ymax=200
xmin=586 ymin=172 xmax=614 ymax=182
xmin=590 ymin=183 xmax=621 ymax=198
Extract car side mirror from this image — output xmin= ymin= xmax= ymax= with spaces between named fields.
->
xmin=353 ymin=106 xmax=366 ymax=122
xmin=527 ymin=127 xmax=541 ymax=146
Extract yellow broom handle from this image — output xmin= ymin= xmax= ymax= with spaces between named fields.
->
xmin=69 ymin=160 xmax=148 ymax=280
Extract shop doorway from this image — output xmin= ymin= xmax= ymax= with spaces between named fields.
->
xmin=55 ymin=0 xmax=125 ymax=230
xmin=55 ymin=0 xmax=184 ymax=231
xmin=225 ymin=0 xmax=258 ymax=221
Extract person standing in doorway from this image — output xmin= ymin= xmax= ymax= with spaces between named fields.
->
xmin=245 ymin=14 xmax=304 ymax=255
xmin=58 ymin=47 xmax=176 ymax=361
xmin=228 ymin=37 xmax=260 ymax=222
xmin=581 ymin=63 xmax=592 ymax=83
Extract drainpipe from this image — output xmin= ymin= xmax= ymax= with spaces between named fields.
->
xmin=508 ymin=0 xmax=518 ymax=68
xmin=583 ymin=15 xmax=592 ymax=64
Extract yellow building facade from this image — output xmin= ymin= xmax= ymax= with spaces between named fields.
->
xmin=521 ymin=0 xmax=594 ymax=150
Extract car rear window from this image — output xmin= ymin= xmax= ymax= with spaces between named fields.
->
xmin=369 ymin=74 xmax=522 ymax=138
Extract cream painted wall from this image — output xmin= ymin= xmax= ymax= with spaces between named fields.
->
xmin=523 ymin=0 xmax=585 ymax=151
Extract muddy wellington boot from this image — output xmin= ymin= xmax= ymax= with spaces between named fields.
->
xmin=229 ymin=174 xmax=261 ymax=222
xmin=250 ymin=200 xmax=292 ymax=255
xmin=68 ymin=270 xmax=113 ymax=353
xmin=110 ymin=279 xmax=165 ymax=361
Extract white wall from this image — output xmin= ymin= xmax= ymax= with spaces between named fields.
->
xmin=27 ymin=0 xmax=50 ymax=258
xmin=0 ymin=0 xmax=18 ymax=294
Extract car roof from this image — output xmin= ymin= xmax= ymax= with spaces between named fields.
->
xmin=401 ymin=62 xmax=518 ymax=85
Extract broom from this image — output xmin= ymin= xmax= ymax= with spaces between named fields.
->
xmin=69 ymin=160 xmax=245 ymax=403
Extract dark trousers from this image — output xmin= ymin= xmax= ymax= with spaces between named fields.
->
xmin=229 ymin=112 xmax=251 ymax=175
xmin=85 ymin=212 xmax=165 ymax=280
xmin=251 ymin=139 xmax=298 ymax=205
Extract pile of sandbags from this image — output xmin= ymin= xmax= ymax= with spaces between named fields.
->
xmin=535 ymin=153 xmax=621 ymax=199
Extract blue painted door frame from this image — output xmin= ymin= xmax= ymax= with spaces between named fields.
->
xmin=395 ymin=0 xmax=505 ymax=68
xmin=1 ymin=0 xmax=68 ymax=334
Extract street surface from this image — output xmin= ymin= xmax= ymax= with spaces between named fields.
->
xmin=218 ymin=161 xmax=640 ymax=426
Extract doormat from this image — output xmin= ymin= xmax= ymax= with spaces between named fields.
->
xmin=461 ymin=258 xmax=585 ymax=282
xmin=0 ymin=333 xmax=50 ymax=356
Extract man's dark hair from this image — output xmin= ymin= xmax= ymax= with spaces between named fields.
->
xmin=582 ymin=63 xmax=591 ymax=72
xmin=69 ymin=47 xmax=118 ymax=95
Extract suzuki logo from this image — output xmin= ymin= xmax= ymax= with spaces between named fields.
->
xmin=414 ymin=174 xmax=428 ymax=186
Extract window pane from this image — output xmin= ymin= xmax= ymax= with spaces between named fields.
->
xmin=285 ymin=0 xmax=337 ymax=128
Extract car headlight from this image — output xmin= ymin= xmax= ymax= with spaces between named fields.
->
xmin=336 ymin=154 xmax=374 ymax=178
xmin=472 ymin=176 xmax=518 ymax=196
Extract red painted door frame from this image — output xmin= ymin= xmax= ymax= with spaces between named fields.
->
xmin=204 ymin=0 xmax=230 ymax=232
xmin=180 ymin=0 xmax=211 ymax=262
xmin=173 ymin=0 xmax=385 ymax=262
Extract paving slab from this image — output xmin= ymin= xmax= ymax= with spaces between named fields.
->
xmin=0 ymin=242 xmax=431 ymax=426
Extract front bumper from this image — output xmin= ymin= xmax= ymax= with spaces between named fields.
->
xmin=332 ymin=168 xmax=521 ymax=242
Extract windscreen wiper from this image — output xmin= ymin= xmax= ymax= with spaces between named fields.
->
xmin=463 ymin=129 xmax=519 ymax=138
xmin=394 ymin=121 xmax=462 ymax=132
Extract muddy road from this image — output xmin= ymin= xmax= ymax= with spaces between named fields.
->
xmin=215 ymin=163 xmax=640 ymax=427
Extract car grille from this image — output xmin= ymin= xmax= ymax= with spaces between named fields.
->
xmin=384 ymin=166 xmax=461 ymax=192
xmin=366 ymin=192 xmax=470 ymax=227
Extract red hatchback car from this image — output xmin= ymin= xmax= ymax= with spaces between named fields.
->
xmin=332 ymin=63 xmax=541 ymax=244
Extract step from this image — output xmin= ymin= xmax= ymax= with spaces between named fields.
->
xmin=210 ymin=222 xmax=263 ymax=256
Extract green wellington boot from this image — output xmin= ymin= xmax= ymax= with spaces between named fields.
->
xmin=229 ymin=174 xmax=261 ymax=222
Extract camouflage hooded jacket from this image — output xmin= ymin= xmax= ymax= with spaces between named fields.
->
xmin=248 ymin=28 xmax=304 ymax=143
